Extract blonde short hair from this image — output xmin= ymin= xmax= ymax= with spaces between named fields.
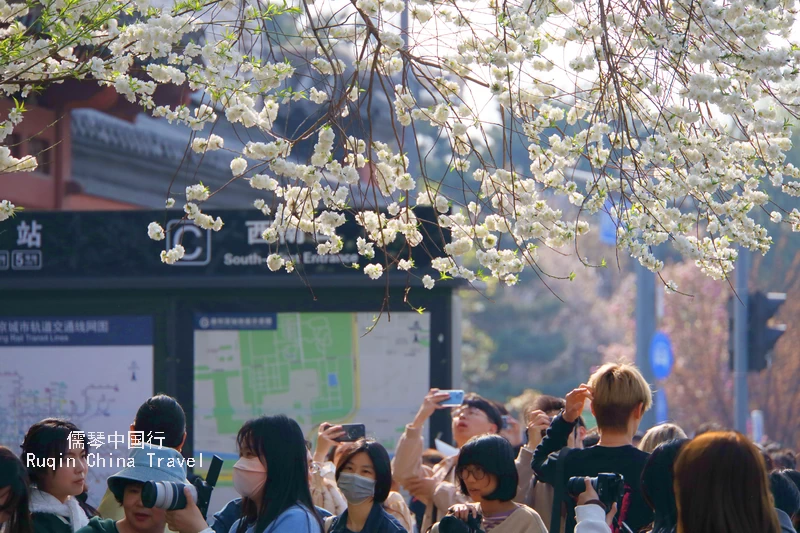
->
xmin=638 ymin=423 xmax=687 ymax=453
xmin=588 ymin=362 xmax=653 ymax=432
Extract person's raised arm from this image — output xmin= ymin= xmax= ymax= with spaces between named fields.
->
xmin=392 ymin=388 xmax=451 ymax=483
xmin=312 ymin=423 xmax=345 ymax=464
xmin=531 ymin=385 xmax=592 ymax=483
xmin=514 ymin=409 xmax=551 ymax=503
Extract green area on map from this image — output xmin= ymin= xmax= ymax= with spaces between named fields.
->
xmin=195 ymin=313 xmax=356 ymax=434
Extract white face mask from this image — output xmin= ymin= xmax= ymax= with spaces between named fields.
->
xmin=336 ymin=473 xmax=376 ymax=505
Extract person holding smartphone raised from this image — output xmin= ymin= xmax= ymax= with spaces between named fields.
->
xmin=311 ymin=424 xmax=414 ymax=531
xmin=392 ymin=390 xmax=503 ymax=533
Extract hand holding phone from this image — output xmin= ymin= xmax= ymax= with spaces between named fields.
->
xmin=438 ymin=390 xmax=465 ymax=407
xmin=333 ymin=424 xmax=366 ymax=443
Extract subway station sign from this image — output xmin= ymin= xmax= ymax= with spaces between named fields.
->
xmin=0 ymin=209 xmax=445 ymax=287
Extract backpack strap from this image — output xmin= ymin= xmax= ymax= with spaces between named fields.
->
xmin=549 ymin=446 xmax=570 ymax=533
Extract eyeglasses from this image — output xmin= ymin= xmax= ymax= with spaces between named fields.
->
xmin=452 ymin=407 xmax=489 ymax=420
xmin=456 ymin=465 xmax=487 ymax=481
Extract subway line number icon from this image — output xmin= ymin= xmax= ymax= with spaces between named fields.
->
xmin=165 ymin=220 xmax=211 ymax=266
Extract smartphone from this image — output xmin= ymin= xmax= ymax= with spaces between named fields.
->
xmin=501 ymin=415 xmax=510 ymax=430
xmin=439 ymin=390 xmax=465 ymax=407
xmin=333 ymin=424 xmax=366 ymax=442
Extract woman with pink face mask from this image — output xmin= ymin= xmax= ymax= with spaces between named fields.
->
xmin=167 ymin=415 xmax=323 ymax=533
xmin=226 ymin=415 xmax=324 ymax=533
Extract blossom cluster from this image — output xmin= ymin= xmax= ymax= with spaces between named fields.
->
xmin=2 ymin=0 xmax=799 ymax=288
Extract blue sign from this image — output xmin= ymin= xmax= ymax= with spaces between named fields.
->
xmin=654 ymin=388 xmax=669 ymax=424
xmin=599 ymin=199 xmax=617 ymax=245
xmin=0 ymin=316 xmax=153 ymax=346
xmin=650 ymin=331 xmax=674 ymax=381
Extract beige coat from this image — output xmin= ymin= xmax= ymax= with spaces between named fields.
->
xmin=430 ymin=503 xmax=548 ymax=533
xmin=514 ymin=446 xmax=561 ymax=531
xmin=310 ymin=461 xmax=348 ymax=516
xmin=391 ymin=424 xmax=470 ymax=533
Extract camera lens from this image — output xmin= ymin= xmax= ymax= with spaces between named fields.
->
xmin=567 ymin=476 xmax=591 ymax=497
xmin=141 ymin=481 xmax=196 ymax=510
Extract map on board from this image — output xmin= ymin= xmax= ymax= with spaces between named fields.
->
xmin=193 ymin=312 xmax=430 ymax=510
xmin=0 ymin=316 xmax=154 ymax=506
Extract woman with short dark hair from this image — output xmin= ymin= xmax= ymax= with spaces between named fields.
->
xmin=324 ymin=439 xmax=406 ymax=532
xmin=432 ymin=435 xmax=546 ymax=533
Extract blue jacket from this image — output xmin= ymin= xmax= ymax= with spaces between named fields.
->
xmin=328 ymin=503 xmax=407 ymax=533
xmin=777 ymin=509 xmax=797 ymax=533
xmin=211 ymin=499 xmax=330 ymax=533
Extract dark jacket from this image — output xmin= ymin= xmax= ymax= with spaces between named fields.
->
xmin=328 ymin=503 xmax=407 ymax=533
xmin=75 ymin=517 xmax=119 ymax=533
xmin=531 ymin=413 xmax=653 ymax=533
xmin=32 ymin=513 xmax=77 ymax=533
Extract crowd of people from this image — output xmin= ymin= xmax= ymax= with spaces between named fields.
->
xmin=0 ymin=362 xmax=798 ymax=533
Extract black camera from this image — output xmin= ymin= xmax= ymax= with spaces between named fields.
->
xmin=438 ymin=513 xmax=485 ymax=533
xmin=141 ymin=455 xmax=223 ymax=519
xmin=567 ymin=473 xmax=625 ymax=508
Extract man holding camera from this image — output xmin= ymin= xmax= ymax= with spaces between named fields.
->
xmin=531 ymin=363 xmax=654 ymax=533
xmin=77 ymin=445 xmax=212 ymax=533
xmin=97 ymin=394 xmax=192 ymax=533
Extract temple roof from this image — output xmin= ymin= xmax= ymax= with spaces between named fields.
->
xmin=70 ymin=109 xmax=255 ymax=209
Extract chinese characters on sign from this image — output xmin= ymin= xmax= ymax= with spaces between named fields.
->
xmin=1 ymin=220 xmax=44 ymax=271
xmin=17 ymin=220 xmax=42 ymax=248
xmin=0 ymin=319 xmax=110 ymax=335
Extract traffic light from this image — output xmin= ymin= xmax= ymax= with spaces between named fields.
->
xmin=748 ymin=292 xmax=787 ymax=371
xmin=728 ymin=291 xmax=787 ymax=372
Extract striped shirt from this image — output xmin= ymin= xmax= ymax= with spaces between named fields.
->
xmin=482 ymin=508 xmax=517 ymax=532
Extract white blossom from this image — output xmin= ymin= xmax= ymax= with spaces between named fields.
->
xmin=230 ymin=158 xmax=247 ymax=177
xmin=398 ymin=259 xmax=414 ymax=271
xmin=0 ymin=199 xmax=18 ymax=221
xmin=266 ymin=253 xmax=285 ymax=271
xmin=364 ymin=263 xmax=383 ymax=279
xmin=422 ymin=275 xmax=435 ymax=289
xmin=160 ymin=245 xmax=185 ymax=264
xmin=309 ymin=88 xmax=328 ymax=104
xmin=147 ymin=222 xmax=165 ymax=241
xmin=186 ymin=184 xmax=209 ymax=202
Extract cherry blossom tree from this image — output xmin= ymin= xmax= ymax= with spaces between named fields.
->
xmin=3 ymin=0 xmax=800 ymax=295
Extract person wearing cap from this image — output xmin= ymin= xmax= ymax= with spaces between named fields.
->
xmin=76 ymin=445 xmax=211 ymax=533
xmin=98 ymin=395 xmax=191 ymax=526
